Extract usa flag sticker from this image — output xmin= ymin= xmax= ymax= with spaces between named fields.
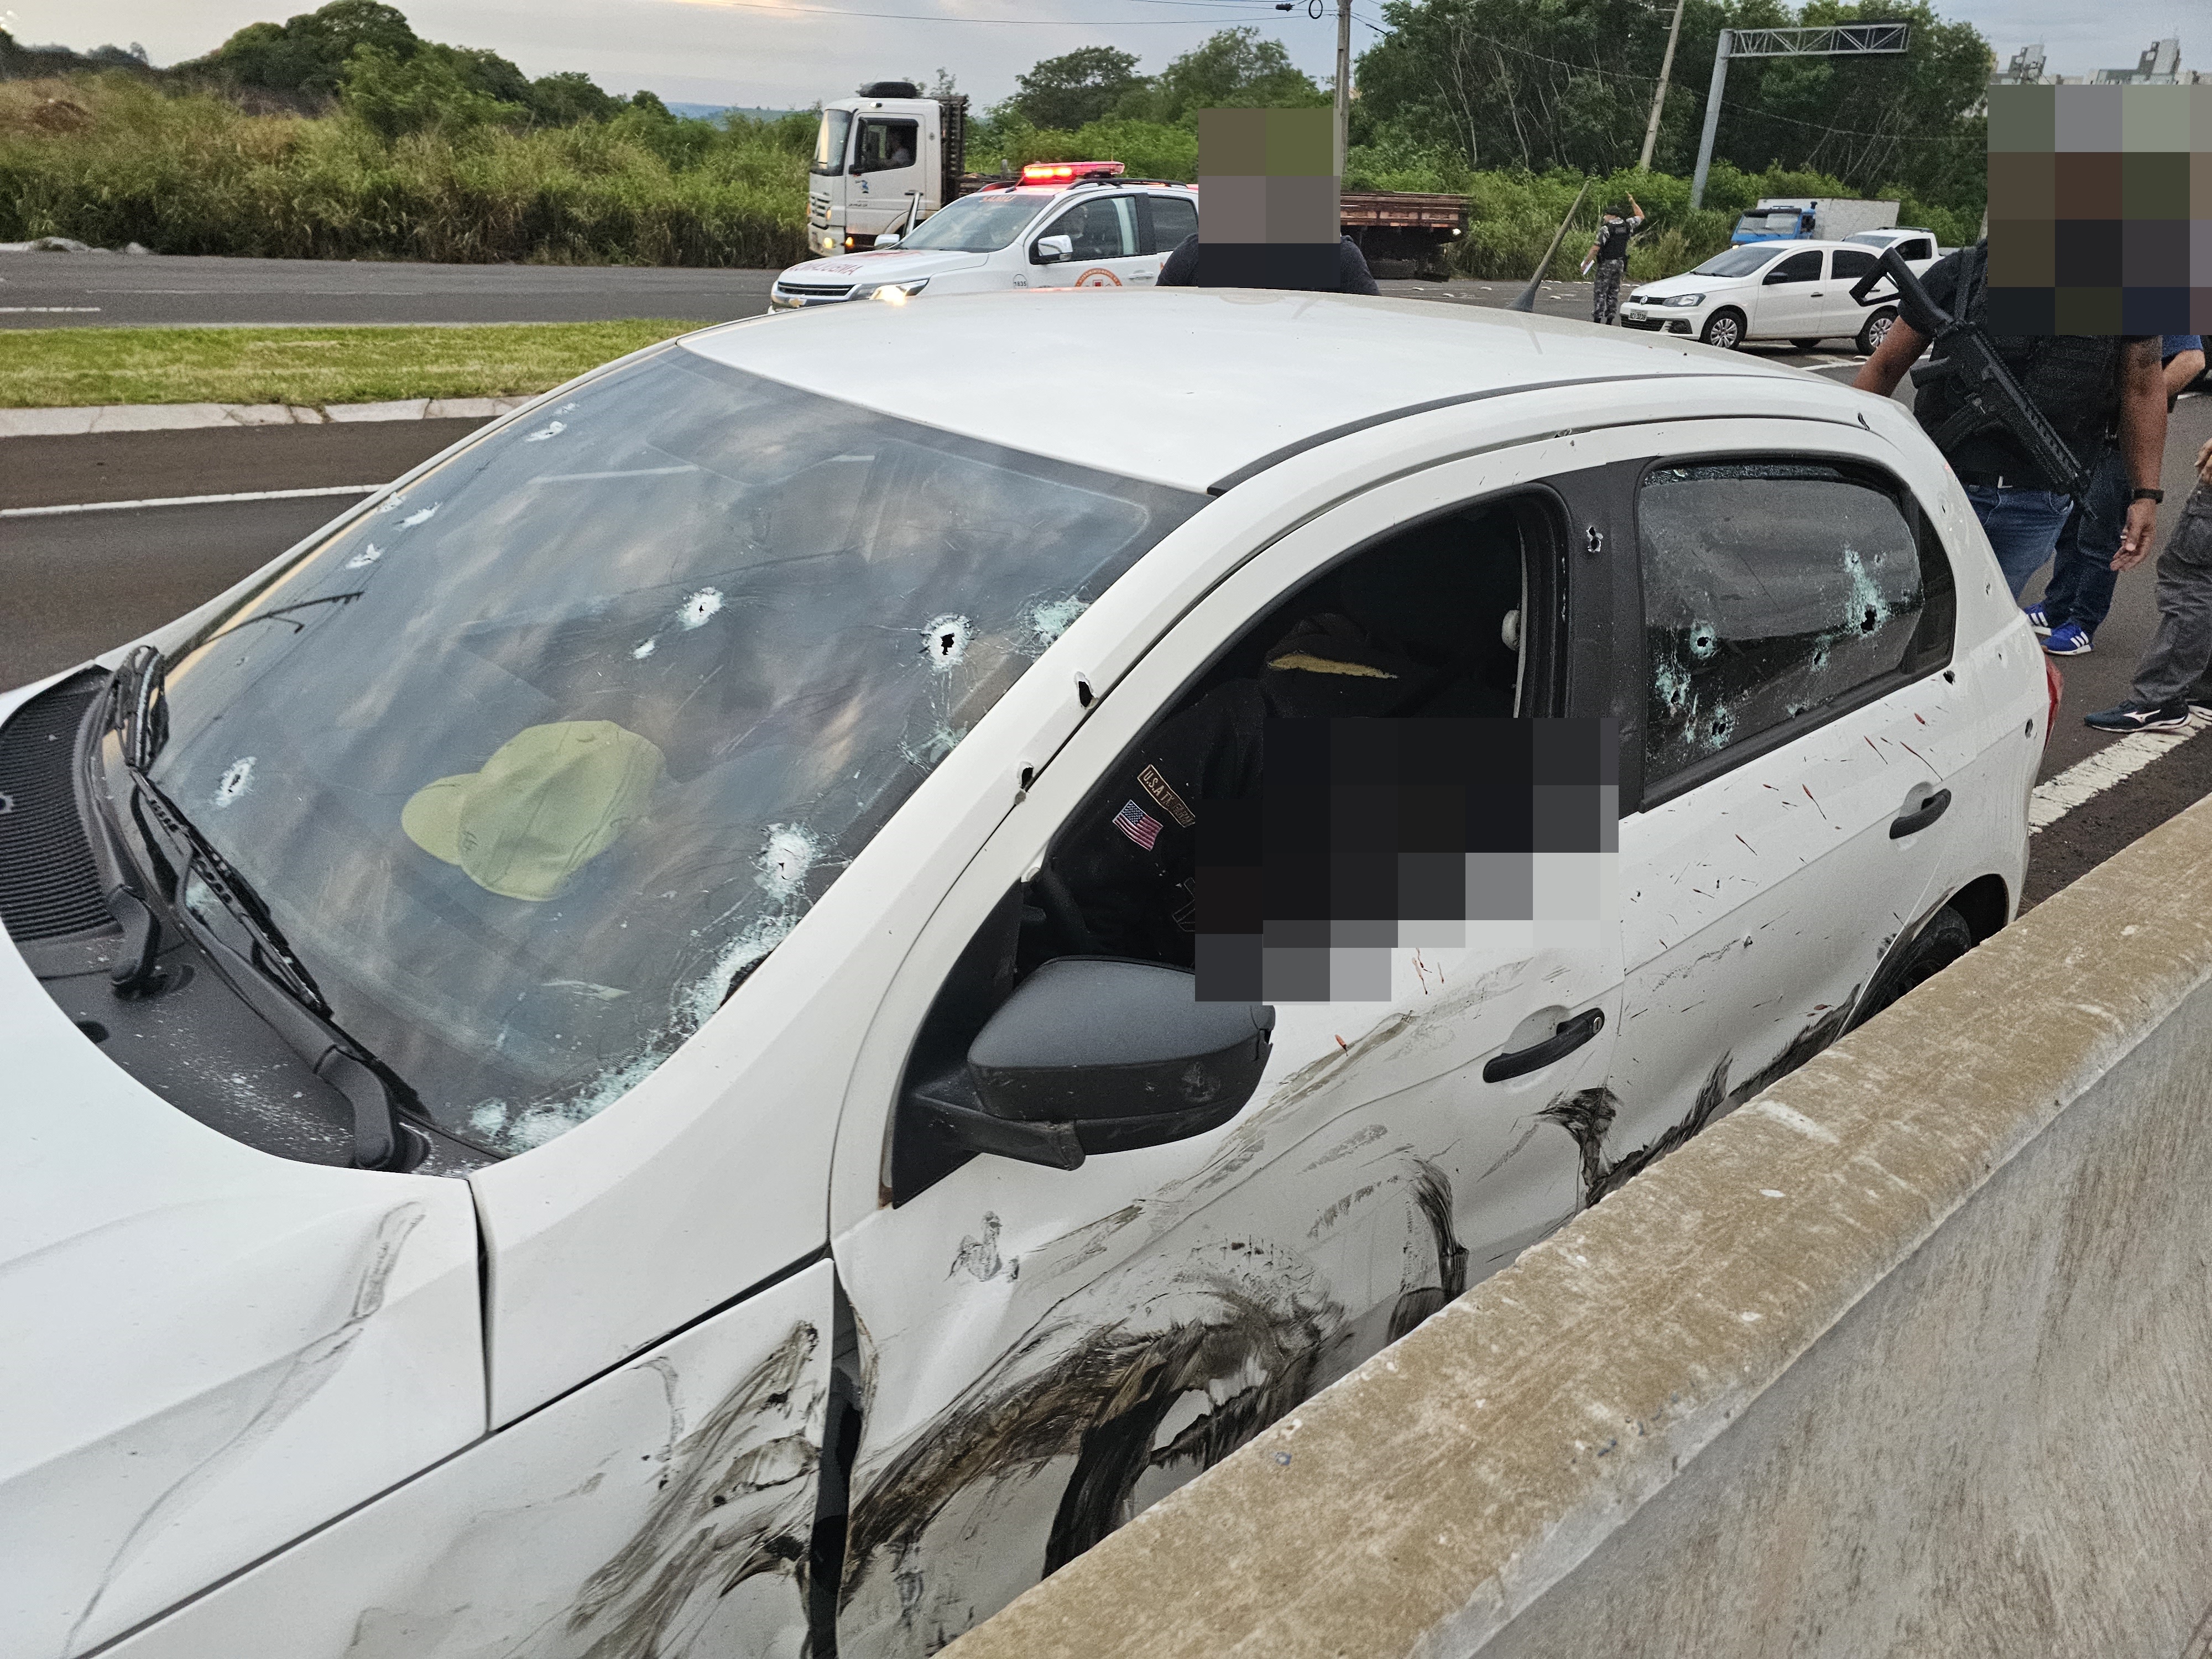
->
xmin=1113 ymin=799 xmax=1164 ymax=851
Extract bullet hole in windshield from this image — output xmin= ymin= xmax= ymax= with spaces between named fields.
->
xmin=1687 ymin=622 xmax=1717 ymax=660
xmin=756 ymin=823 xmax=820 ymax=901
xmin=213 ymin=756 xmax=255 ymax=807
xmin=632 ymin=638 xmax=657 ymax=659
xmin=400 ymin=503 xmax=439 ymax=528
xmin=923 ymin=614 xmax=972 ymax=670
xmin=1029 ymin=597 xmax=1087 ymax=646
xmin=346 ymin=543 xmax=383 ymax=570
xmin=679 ymin=588 xmax=724 ymax=629
xmin=523 ymin=420 xmax=567 ymax=443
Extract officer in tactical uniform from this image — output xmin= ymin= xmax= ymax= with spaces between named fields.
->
xmin=1048 ymin=514 xmax=1522 ymax=963
xmin=1852 ymin=238 xmax=2168 ymax=599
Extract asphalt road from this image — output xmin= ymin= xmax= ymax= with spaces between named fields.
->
xmin=0 ymin=253 xmax=1630 ymax=330
xmin=0 ymin=250 xmax=776 ymax=327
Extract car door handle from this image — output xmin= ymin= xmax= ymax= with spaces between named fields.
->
xmin=1890 ymin=788 xmax=1952 ymax=838
xmin=1483 ymin=1007 xmax=1605 ymax=1083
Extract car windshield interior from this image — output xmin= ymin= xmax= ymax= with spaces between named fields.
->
xmin=1693 ymin=245 xmax=1785 ymax=278
xmin=138 ymin=346 xmax=1204 ymax=1156
xmin=896 ymin=192 xmax=1050 ymax=252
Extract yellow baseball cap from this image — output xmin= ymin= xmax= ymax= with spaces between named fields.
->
xmin=402 ymin=721 xmax=664 ymax=901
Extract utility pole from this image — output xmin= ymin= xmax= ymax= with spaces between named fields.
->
xmin=1334 ymin=0 xmax=1352 ymax=176
xmin=1637 ymin=0 xmax=1688 ymax=173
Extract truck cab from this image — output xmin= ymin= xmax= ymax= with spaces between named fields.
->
xmin=808 ymin=81 xmax=967 ymax=256
xmin=1731 ymin=197 xmax=1900 ymax=246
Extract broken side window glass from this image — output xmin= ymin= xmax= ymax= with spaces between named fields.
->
xmin=136 ymin=346 xmax=1204 ymax=1156
xmin=1638 ymin=460 xmax=1929 ymax=785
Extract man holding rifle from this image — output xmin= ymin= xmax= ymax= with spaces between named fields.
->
xmin=1851 ymin=239 xmax=2168 ymax=603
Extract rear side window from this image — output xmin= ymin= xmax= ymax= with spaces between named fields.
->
xmin=1638 ymin=460 xmax=1952 ymax=787
xmin=1900 ymin=238 xmax=1933 ymax=261
xmin=1832 ymin=248 xmax=1878 ymax=284
xmin=1145 ymin=193 xmax=1198 ymax=252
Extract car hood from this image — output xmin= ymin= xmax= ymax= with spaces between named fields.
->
xmin=0 ymin=676 xmax=483 ymax=1654
xmin=1633 ymin=272 xmax=1743 ymax=298
xmin=778 ymin=248 xmax=990 ymax=286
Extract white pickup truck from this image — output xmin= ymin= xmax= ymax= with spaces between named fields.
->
xmin=775 ymin=167 xmax=1200 ymax=310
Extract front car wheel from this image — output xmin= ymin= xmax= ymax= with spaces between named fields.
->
xmin=1701 ymin=309 xmax=1745 ymax=350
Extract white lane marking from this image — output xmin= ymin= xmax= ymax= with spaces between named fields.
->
xmin=0 ymin=306 xmax=101 ymax=313
xmin=2029 ymin=709 xmax=2212 ymax=832
xmin=0 ymin=484 xmax=379 ymax=519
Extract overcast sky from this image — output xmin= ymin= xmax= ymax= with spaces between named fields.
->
xmin=2 ymin=0 xmax=2196 ymax=111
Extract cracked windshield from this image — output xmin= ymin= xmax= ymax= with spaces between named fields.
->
xmin=147 ymin=345 xmax=1202 ymax=1156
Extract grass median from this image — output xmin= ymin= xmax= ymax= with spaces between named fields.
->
xmin=0 ymin=320 xmax=710 ymax=408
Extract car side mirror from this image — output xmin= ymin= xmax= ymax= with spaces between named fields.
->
xmin=875 ymin=232 xmax=902 ymax=248
xmin=1032 ymin=234 xmax=1074 ymax=265
xmin=1764 ymin=268 xmax=1799 ymax=285
xmin=907 ymin=958 xmax=1275 ymax=1170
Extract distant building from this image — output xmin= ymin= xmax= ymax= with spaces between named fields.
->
xmin=1993 ymin=36 xmax=2205 ymax=85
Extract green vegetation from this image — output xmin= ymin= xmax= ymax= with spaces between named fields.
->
xmin=0 ymin=321 xmax=702 ymax=408
xmin=0 ymin=73 xmax=812 ymax=264
xmin=0 ymin=0 xmax=1991 ymax=279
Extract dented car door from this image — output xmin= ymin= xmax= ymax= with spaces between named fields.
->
xmin=823 ymin=449 xmax=1626 ymax=1657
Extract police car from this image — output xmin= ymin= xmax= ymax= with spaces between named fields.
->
xmin=770 ymin=161 xmax=1198 ymax=309
xmin=1623 ymin=235 xmax=1944 ymax=354
xmin=0 ymin=291 xmax=2046 ymax=1659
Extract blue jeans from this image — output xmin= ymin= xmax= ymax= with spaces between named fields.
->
xmin=1965 ymin=484 xmax=2077 ymax=601
xmin=2038 ymin=447 xmax=2128 ymax=636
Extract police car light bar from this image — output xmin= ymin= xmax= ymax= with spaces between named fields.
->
xmin=1019 ymin=160 xmax=1126 ymax=184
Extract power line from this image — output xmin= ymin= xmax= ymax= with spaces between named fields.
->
xmin=1352 ymin=14 xmax=1981 ymax=145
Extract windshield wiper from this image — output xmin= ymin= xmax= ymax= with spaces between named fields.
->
xmin=98 ymin=658 xmax=422 ymax=1170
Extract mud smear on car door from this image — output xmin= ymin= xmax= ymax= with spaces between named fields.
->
xmin=1386 ymin=1160 xmax=1470 ymax=1341
xmin=843 ymin=1269 xmax=1346 ymax=1608
xmin=1541 ymin=994 xmax=1858 ymax=1208
xmin=562 ymin=1319 xmax=824 ymax=1659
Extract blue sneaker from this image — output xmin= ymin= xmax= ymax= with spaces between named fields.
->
xmin=2084 ymin=698 xmax=2188 ymax=732
xmin=2023 ymin=603 xmax=2052 ymax=636
xmin=2043 ymin=622 xmax=2093 ymax=655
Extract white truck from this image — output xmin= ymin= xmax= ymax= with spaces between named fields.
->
xmin=808 ymin=81 xmax=970 ymax=257
xmin=1729 ymin=197 xmax=1899 ymax=246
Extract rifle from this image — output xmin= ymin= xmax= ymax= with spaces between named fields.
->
xmin=1850 ymin=246 xmax=2089 ymax=499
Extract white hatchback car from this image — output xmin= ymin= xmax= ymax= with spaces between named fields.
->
xmin=0 ymin=291 xmax=2046 ymax=1659
xmin=771 ymin=175 xmax=1199 ymax=310
xmin=1623 ymin=236 xmax=1943 ymax=354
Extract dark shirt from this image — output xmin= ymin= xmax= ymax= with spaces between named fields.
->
xmin=1594 ymin=216 xmax=1639 ymax=263
xmin=1157 ymin=233 xmax=1382 ymax=296
xmin=1913 ymin=246 xmax=2152 ymax=491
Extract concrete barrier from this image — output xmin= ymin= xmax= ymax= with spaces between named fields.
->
xmin=946 ymin=794 xmax=2212 ymax=1658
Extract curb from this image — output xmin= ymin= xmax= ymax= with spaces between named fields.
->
xmin=0 ymin=395 xmax=539 ymax=438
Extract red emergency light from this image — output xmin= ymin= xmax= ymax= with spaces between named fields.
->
xmin=1019 ymin=160 xmax=1126 ymax=185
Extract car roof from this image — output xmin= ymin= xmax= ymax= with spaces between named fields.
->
xmin=680 ymin=289 xmax=1806 ymax=494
